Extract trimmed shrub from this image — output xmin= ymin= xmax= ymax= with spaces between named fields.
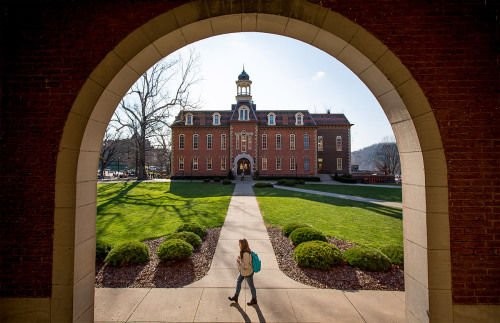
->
xmin=282 ymin=223 xmax=310 ymax=237
xmin=203 ymin=178 xmax=211 ymax=183
xmin=253 ymin=182 xmax=273 ymax=188
xmin=343 ymin=246 xmax=392 ymax=272
xmin=380 ymin=245 xmax=404 ymax=265
xmin=104 ymin=241 xmax=149 ymax=266
xmin=276 ymin=179 xmax=297 ymax=186
xmin=96 ymin=239 xmax=113 ymax=260
xmin=165 ymin=231 xmax=202 ymax=249
xmin=294 ymin=241 xmax=343 ymax=270
xmin=158 ymin=239 xmax=193 ymax=261
xmin=222 ymin=179 xmax=232 ymax=185
xmin=289 ymin=227 xmax=327 ymax=245
xmin=176 ymin=222 xmax=207 ymax=239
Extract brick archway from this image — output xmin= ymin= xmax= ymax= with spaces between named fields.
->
xmin=53 ymin=2 xmax=450 ymax=322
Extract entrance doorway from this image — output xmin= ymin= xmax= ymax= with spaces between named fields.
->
xmin=237 ymin=158 xmax=251 ymax=175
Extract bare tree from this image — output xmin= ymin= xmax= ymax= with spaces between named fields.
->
xmin=375 ymin=136 xmax=401 ymax=175
xmin=112 ymin=51 xmax=199 ymax=179
xmin=99 ymin=127 xmax=122 ymax=178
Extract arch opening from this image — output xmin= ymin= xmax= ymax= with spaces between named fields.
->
xmin=55 ymin=3 xmax=450 ymax=322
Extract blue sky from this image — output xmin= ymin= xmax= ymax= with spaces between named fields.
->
xmin=168 ymin=32 xmax=393 ymax=151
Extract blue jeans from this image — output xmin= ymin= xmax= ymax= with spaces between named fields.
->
xmin=234 ymin=273 xmax=257 ymax=299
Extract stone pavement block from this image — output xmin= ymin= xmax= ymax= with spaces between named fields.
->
xmin=244 ymin=289 xmax=298 ymax=322
xmin=247 ymin=239 xmax=274 ymax=253
xmin=128 ymin=288 xmax=202 ymax=322
xmin=194 ymin=288 xmax=249 ymax=322
xmin=253 ymin=270 xmax=312 ymax=289
xmin=288 ymin=289 xmax=364 ymax=323
xmin=344 ymin=290 xmax=406 ymax=323
xmin=94 ymin=288 xmax=150 ymax=322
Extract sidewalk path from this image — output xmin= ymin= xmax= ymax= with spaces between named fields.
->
xmin=274 ymin=185 xmax=402 ymax=209
xmin=95 ymin=179 xmax=405 ymax=322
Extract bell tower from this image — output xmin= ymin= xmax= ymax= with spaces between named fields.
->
xmin=235 ymin=67 xmax=252 ymax=104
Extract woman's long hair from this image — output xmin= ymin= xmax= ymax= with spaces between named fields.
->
xmin=239 ymin=239 xmax=251 ymax=259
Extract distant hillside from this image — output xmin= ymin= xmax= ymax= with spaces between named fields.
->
xmin=351 ymin=143 xmax=384 ymax=171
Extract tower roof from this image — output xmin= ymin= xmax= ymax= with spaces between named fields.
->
xmin=238 ymin=68 xmax=250 ymax=80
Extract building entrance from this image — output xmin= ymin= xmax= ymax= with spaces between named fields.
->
xmin=237 ymin=158 xmax=251 ymax=175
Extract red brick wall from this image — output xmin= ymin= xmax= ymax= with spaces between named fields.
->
xmin=0 ymin=0 xmax=498 ymax=304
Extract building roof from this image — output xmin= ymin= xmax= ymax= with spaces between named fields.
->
xmin=238 ymin=68 xmax=250 ymax=80
xmin=172 ymin=110 xmax=351 ymax=127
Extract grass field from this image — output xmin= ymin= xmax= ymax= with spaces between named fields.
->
xmin=97 ymin=181 xmax=234 ymax=246
xmin=297 ymin=184 xmax=402 ymax=202
xmin=254 ymin=187 xmax=402 ymax=249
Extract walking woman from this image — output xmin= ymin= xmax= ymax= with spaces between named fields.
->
xmin=228 ymin=239 xmax=257 ymax=305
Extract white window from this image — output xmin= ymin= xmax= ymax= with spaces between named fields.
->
xmin=238 ymin=106 xmax=249 ymax=121
xmin=179 ymin=156 xmax=184 ymax=171
xmin=290 ymin=156 xmax=296 ymax=171
xmin=221 ymin=156 xmax=227 ymax=170
xmin=193 ymin=157 xmax=199 ymax=170
xmin=267 ymin=113 xmax=276 ymax=125
xmin=276 ymin=134 xmax=282 ymax=150
xmin=248 ymin=135 xmax=252 ymax=150
xmin=262 ymin=157 xmax=268 ymax=170
xmin=336 ymin=136 xmax=342 ymax=151
xmin=193 ymin=134 xmax=199 ymax=150
xmin=207 ymin=134 xmax=213 ymax=150
xmin=179 ymin=134 xmax=185 ymax=150
xmin=185 ymin=113 xmax=193 ymax=125
xmin=213 ymin=113 xmax=221 ymax=125
xmin=262 ymin=134 xmax=268 ymax=150
xmin=221 ymin=134 xmax=227 ymax=150
xmin=207 ymin=157 xmax=212 ymax=170
xmin=235 ymin=134 xmax=240 ymax=150
xmin=337 ymin=158 xmax=343 ymax=170
xmin=241 ymin=132 xmax=247 ymax=152
xmin=304 ymin=133 xmax=310 ymax=149
xmin=318 ymin=136 xmax=324 ymax=152
xmin=276 ymin=157 xmax=282 ymax=170
xmin=295 ymin=112 xmax=304 ymax=126
xmin=304 ymin=157 xmax=310 ymax=171
xmin=290 ymin=134 xmax=296 ymax=150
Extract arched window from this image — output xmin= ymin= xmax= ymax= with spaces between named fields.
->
xmin=213 ymin=113 xmax=221 ymax=125
xmin=267 ymin=112 xmax=276 ymax=125
xmin=185 ymin=113 xmax=193 ymax=125
xmin=295 ymin=112 xmax=304 ymax=126
xmin=238 ymin=106 xmax=250 ymax=121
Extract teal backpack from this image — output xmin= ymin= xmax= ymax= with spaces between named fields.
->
xmin=251 ymin=251 xmax=261 ymax=273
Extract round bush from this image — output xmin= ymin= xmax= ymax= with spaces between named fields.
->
xmin=343 ymin=246 xmax=392 ymax=272
xmin=222 ymin=179 xmax=232 ymax=185
xmin=165 ymin=231 xmax=202 ymax=249
xmin=294 ymin=241 xmax=343 ymax=270
xmin=96 ymin=239 xmax=113 ymax=260
xmin=176 ymin=223 xmax=207 ymax=239
xmin=282 ymin=223 xmax=310 ymax=237
xmin=158 ymin=239 xmax=193 ymax=261
xmin=289 ymin=227 xmax=327 ymax=245
xmin=104 ymin=241 xmax=149 ymax=267
xmin=380 ymin=245 xmax=404 ymax=265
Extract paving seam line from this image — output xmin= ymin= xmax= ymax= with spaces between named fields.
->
xmin=124 ymin=287 xmax=153 ymax=322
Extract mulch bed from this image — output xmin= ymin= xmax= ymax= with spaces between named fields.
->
xmin=95 ymin=227 xmax=404 ymax=291
xmin=95 ymin=228 xmax=220 ymax=288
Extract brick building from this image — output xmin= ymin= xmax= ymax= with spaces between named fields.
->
xmin=171 ymin=69 xmax=352 ymax=178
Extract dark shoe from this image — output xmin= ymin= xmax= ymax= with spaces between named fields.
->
xmin=228 ymin=295 xmax=238 ymax=303
xmin=247 ymin=298 xmax=257 ymax=305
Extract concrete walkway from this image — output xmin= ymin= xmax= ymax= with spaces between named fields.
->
xmin=273 ymin=185 xmax=402 ymax=209
xmin=95 ymin=180 xmax=405 ymax=322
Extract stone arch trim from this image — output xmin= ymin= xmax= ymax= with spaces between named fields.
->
xmin=233 ymin=153 xmax=255 ymax=176
xmin=54 ymin=1 xmax=450 ymax=322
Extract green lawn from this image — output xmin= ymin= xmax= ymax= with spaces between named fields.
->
xmin=296 ymin=184 xmax=402 ymax=202
xmin=255 ymin=187 xmax=402 ymax=249
xmin=97 ymin=181 xmax=234 ymax=246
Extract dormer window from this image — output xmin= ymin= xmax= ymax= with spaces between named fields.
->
xmin=213 ymin=113 xmax=221 ymax=126
xmin=295 ymin=112 xmax=304 ymax=126
xmin=238 ymin=106 xmax=250 ymax=121
xmin=185 ymin=113 xmax=193 ymax=125
xmin=267 ymin=112 xmax=276 ymax=126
